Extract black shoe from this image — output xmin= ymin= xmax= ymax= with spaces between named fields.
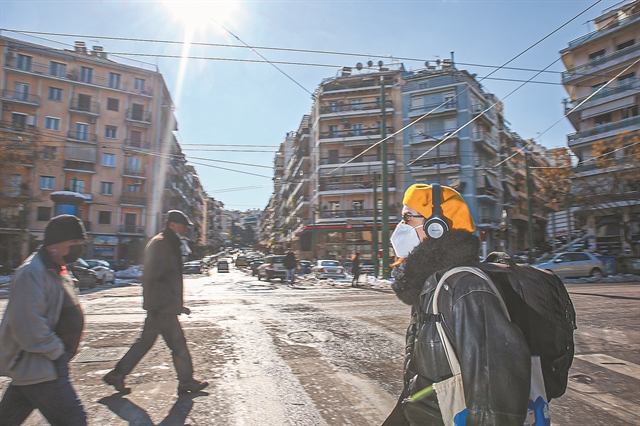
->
xmin=178 ymin=378 xmax=209 ymax=394
xmin=103 ymin=370 xmax=131 ymax=394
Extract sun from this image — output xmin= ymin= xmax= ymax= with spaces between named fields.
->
xmin=162 ymin=0 xmax=241 ymax=32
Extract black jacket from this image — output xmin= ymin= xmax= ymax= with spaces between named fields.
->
xmin=142 ymin=227 xmax=184 ymax=315
xmin=387 ymin=231 xmax=530 ymax=426
xmin=283 ymin=252 xmax=296 ymax=270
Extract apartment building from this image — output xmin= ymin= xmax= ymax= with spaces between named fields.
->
xmin=402 ymin=60 xmax=507 ymax=250
xmin=560 ymin=0 xmax=640 ymax=255
xmin=0 ymin=36 xmax=205 ymax=265
xmin=205 ymin=196 xmax=224 ymax=253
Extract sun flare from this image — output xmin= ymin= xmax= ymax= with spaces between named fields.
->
xmin=162 ymin=0 xmax=241 ymax=32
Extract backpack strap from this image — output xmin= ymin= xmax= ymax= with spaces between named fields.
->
xmin=485 ymin=251 xmax=518 ymax=268
xmin=432 ymin=266 xmax=511 ymax=375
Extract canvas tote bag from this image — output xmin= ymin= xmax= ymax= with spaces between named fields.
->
xmin=431 ymin=267 xmax=551 ymax=426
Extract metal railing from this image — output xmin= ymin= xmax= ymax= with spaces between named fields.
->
xmin=1 ymin=89 xmax=40 ymax=104
xmin=64 ymin=146 xmax=97 ymax=162
xmin=69 ymin=98 xmax=100 ymax=114
xmin=0 ymin=120 xmax=37 ymax=133
xmin=318 ymin=180 xmax=396 ymax=191
xmin=564 ymin=80 xmax=640 ymax=112
xmin=409 ymin=100 xmax=457 ymax=115
xmin=123 ymin=166 xmax=148 ymax=176
xmin=63 ymin=160 xmax=95 ymax=171
xmin=566 ymin=11 xmax=640 ymax=48
xmin=562 ymin=43 xmax=640 ymax=79
xmin=319 ymin=127 xmax=394 ymax=140
xmin=67 ymin=131 xmax=97 ymax=143
xmin=319 ymin=153 xmax=395 ymax=165
xmin=323 ymin=79 xmax=378 ymax=92
xmin=320 ymin=100 xmax=393 ymax=114
xmin=123 ymin=139 xmax=150 ymax=149
xmin=126 ymin=108 xmax=152 ymax=123
xmin=120 ymin=194 xmax=147 ymax=205
xmin=568 ymin=115 xmax=640 ymax=141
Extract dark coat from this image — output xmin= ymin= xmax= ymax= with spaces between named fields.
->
xmin=352 ymin=256 xmax=361 ymax=275
xmin=142 ymin=228 xmax=183 ymax=315
xmin=388 ymin=231 xmax=530 ymax=426
xmin=283 ymin=252 xmax=296 ymax=270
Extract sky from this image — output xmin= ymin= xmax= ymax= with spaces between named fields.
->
xmin=0 ymin=0 xmax=622 ymax=210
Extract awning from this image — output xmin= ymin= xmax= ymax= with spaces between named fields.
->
xmin=485 ymin=173 xmax=504 ymax=191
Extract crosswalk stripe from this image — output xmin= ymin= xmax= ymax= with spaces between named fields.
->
xmin=575 ymin=354 xmax=640 ymax=380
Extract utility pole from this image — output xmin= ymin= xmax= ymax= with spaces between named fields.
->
xmin=436 ymin=143 xmax=440 ymax=185
xmin=373 ymin=173 xmax=379 ymax=277
xmin=312 ymin=204 xmax=317 ymax=260
xmin=525 ymin=152 xmax=535 ymax=264
xmin=380 ymin=74 xmax=390 ymax=278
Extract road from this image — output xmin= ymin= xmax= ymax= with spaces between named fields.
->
xmin=0 ymin=267 xmax=638 ymax=425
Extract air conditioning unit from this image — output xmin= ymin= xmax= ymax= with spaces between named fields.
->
xmin=2 ymin=104 xmax=12 ymax=111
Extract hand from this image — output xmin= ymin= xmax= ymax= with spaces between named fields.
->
xmin=181 ymin=306 xmax=191 ymax=315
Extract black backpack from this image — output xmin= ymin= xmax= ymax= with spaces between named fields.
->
xmin=480 ymin=252 xmax=577 ymax=400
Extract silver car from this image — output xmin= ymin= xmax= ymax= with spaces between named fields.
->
xmin=312 ymin=260 xmax=346 ymax=280
xmin=535 ymin=252 xmax=604 ymax=279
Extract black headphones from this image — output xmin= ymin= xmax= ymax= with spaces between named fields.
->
xmin=423 ymin=184 xmax=450 ymax=239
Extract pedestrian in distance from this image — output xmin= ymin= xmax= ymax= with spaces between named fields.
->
xmin=103 ymin=210 xmax=208 ymax=395
xmin=351 ymin=252 xmax=361 ymax=287
xmin=283 ymin=249 xmax=297 ymax=285
xmin=383 ymin=184 xmax=573 ymax=426
xmin=0 ymin=215 xmax=88 ymax=426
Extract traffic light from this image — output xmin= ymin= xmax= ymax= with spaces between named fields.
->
xmin=480 ymin=231 xmax=487 ymax=242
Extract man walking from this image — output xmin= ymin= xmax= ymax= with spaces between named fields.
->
xmin=103 ymin=210 xmax=208 ymax=395
xmin=283 ymin=249 xmax=297 ymax=285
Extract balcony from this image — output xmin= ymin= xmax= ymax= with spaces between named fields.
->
xmin=562 ymin=43 xmax=640 ymax=82
xmin=318 ymin=180 xmax=396 ymax=192
xmin=63 ymin=161 xmax=95 ymax=172
xmin=471 ymin=131 xmax=499 ymax=151
xmin=67 ymin=131 xmax=97 ymax=144
xmin=69 ymin=98 xmax=100 ymax=115
xmin=564 ymin=80 xmax=640 ymax=113
xmin=118 ymin=225 xmax=145 ymax=234
xmin=126 ymin=108 xmax=152 ymax=124
xmin=470 ymin=103 xmax=496 ymax=122
xmin=0 ymin=216 xmax=25 ymax=230
xmin=122 ymin=166 xmax=148 ymax=178
xmin=319 ymin=100 xmax=393 ymax=116
xmin=408 ymin=100 xmax=457 ymax=118
xmin=568 ymin=115 xmax=640 ymax=145
xmin=120 ymin=193 xmax=147 ymax=206
xmin=322 ymin=79 xmax=378 ymax=93
xmin=1 ymin=89 xmax=40 ymax=106
xmin=0 ymin=120 xmax=37 ymax=134
xmin=123 ymin=139 xmax=150 ymax=150
xmin=319 ymin=127 xmax=394 ymax=141
xmin=319 ymin=153 xmax=395 ymax=165
xmin=565 ymin=11 xmax=640 ymax=49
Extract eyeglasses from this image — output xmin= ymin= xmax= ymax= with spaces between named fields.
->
xmin=402 ymin=212 xmax=425 ymax=222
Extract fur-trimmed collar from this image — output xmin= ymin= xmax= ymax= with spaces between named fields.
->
xmin=391 ymin=231 xmax=480 ymax=305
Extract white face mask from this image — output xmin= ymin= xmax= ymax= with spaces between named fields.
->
xmin=391 ymin=222 xmax=423 ymax=258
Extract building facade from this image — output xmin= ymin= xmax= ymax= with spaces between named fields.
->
xmin=0 ymin=36 xmax=205 ymax=266
xmin=560 ymin=1 xmax=640 ymax=255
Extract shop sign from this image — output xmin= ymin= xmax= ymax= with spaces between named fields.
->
xmin=94 ymin=236 xmax=119 ymax=245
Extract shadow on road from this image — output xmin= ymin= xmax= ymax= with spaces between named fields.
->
xmin=99 ymin=391 xmax=208 ymax=425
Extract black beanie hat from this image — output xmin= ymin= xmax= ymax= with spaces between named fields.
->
xmin=44 ymin=214 xmax=87 ymax=246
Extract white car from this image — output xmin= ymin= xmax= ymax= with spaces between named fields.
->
xmin=85 ymin=259 xmax=116 ymax=285
xmin=312 ymin=260 xmax=346 ymax=280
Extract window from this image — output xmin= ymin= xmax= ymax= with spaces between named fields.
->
xmin=622 ymin=106 xmax=639 ymax=119
xmin=618 ymin=72 xmax=636 ymax=86
xmin=100 ymin=181 xmax=114 ymax=195
xmin=328 ymin=102 xmax=338 ymax=112
xmin=79 ymin=66 xmax=93 ymax=84
xmin=106 ymin=97 xmax=119 ymax=111
xmin=411 ymin=97 xmax=424 ymax=109
xmin=109 ymin=72 xmax=121 ymax=89
xmin=125 ymin=184 xmax=140 ymax=193
xmin=48 ymin=87 xmax=62 ymax=101
xmin=69 ymin=178 xmax=85 ymax=193
xmin=617 ymin=39 xmax=635 ymax=51
xmin=351 ymin=99 xmax=362 ymax=110
xmin=592 ymin=82 xmax=606 ymax=93
xmin=105 ymin=125 xmax=118 ymax=139
xmin=45 ymin=117 xmax=61 ymax=131
xmin=329 ymin=125 xmax=339 ymax=138
xmin=6 ymin=174 xmax=21 ymax=196
xmin=352 ymin=200 xmax=364 ymax=210
xmin=444 ymin=92 xmax=456 ymax=108
xmin=127 ymin=157 xmax=141 ymax=172
xmin=14 ymin=83 xmax=29 ymax=101
xmin=42 ymin=146 xmax=58 ymax=160
xmin=594 ymin=113 xmax=611 ymax=126
xmin=98 ymin=211 xmax=112 ymax=225
xmin=328 ymin=149 xmax=339 ymax=164
xmin=49 ymin=61 xmax=66 ymax=78
xmin=328 ymin=201 xmax=340 ymax=211
xmin=134 ymin=77 xmax=145 ymax=91
xmin=11 ymin=113 xmax=27 ymax=129
xmin=352 ymin=123 xmax=363 ymax=136
xmin=131 ymin=103 xmax=144 ymax=121
xmin=589 ymin=49 xmax=605 ymax=60
xmin=75 ymin=123 xmax=90 ymax=140
xmin=40 ymin=176 xmax=55 ymax=190
xmin=102 ymin=153 xmax=116 ymax=167
xmin=37 ymin=207 xmax=52 ymax=222
xmin=17 ymin=54 xmax=32 ymax=71
xmin=77 ymin=94 xmax=91 ymax=111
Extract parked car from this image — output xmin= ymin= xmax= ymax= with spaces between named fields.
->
xmin=183 ymin=260 xmax=202 ymax=274
xmin=249 ymin=259 xmax=264 ymax=276
xmin=343 ymin=261 xmax=353 ymax=274
xmin=235 ymin=255 xmax=249 ymax=267
xmin=298 ymin=260 xmax=312 ymax=275
xmin=312 ymin=260 xmax=346 ymax=280
xmin=217 ymin=260 xmax=229 ymax=273
xmin=85 ymin=259 xmax=116 ymax=285
xmin=534 ymin=252 xmax=604 ymax=279
xmin=360 ymin=263 xmax=375 ymax=275
xmin=69 ymin=259 xmax=98 ymax=289
xmin=257 ymin=255 xmax=286 ymax=282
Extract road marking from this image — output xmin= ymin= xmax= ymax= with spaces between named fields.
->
xmin=575 ymin=354 xmax=640 ymax=380
xmin=565 ymin=381 xmax=640 ymax=424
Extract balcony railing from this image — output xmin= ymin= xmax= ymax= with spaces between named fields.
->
xmin=4 ymin=59 xmax=154 ymax=96
xmin=568 ymin=115 xmax=640 ymax=142
xmin=318 ymin=180 xmax=396 ymax=191
xmin=319 ymin=153 xmax=395 ymax=165
xmin=69 ymin=98 xmax=100 ymax=115
xmin=65 ymin=146 xmax=97 ymax=162
xmin=118 ymin=225 xmax=145 ymax=234
xmin=1 ymin=89 xmax=40 ymax=105
xmin=123 ymin=166 xmax=148 ymax=177
xmin=120 ymin=193 xmax=147 ymax=205
xmin=564 ymin=80 xmax=640 ymax=112
xmin=0 ymin=120 xmax=37 ymax=133
xmin=319 ymin=127 xmax=394 ymax=140
xmin=319 ymin=100 xmax=393 ymax=114
xmin=319 ymin=206 xmax=400 ymax=219
xmin=124 ymin=139 xmax=150 ymax=150
xmin=409 ymin=100 xmax=457 ymax=116
xmin=126 ymin=108 xmax=152 ymax=123
xmin=63 ymin=160 xmax=95 ymax=172
xmin=471 ymin=131 xmax=498 ymax=148
xmin=566 ymin=11 xmax=640 ymax=48
xmin=562 ymin=43 xmax=640 ymax=80
xmin=67 ymin=131 xmax=97 ymax=143
xmin=322 ymin=79 xmax=378 ymax=92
